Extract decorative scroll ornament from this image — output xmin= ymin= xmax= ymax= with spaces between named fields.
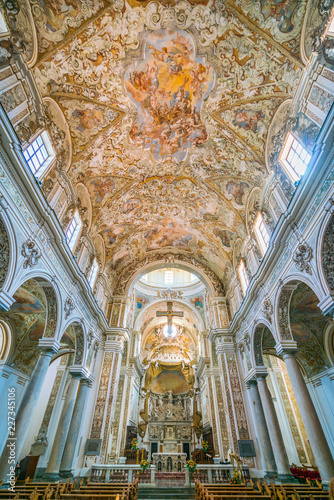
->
xmin=21 ymin=239 xmax=41 ymax=269
xmin=64 ymin=296 xmax=75 ymax=319
xmin=292 ymin=243 xmax=313 ymax=274
xmin=262 ymin=297 xmax=273 ymax=322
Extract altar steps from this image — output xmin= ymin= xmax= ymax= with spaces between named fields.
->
xmin=138 ymin=487 xmax=195 ymax=500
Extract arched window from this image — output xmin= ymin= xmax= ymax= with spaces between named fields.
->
xmin=254 ymin=212 xmax=270 ymax=255
xmin=165 ymin=270 xmax=174 ymax=284
xmin=23 ymin=130 xmax=55 ymax=179
xmin=87 ymin=258 xmax=99 ymax=289
xmin=238 ymin=260 xmax=249 ymax=296
xmin=66 ymin=210 xmax=82 ymax=251
xmin=279 ymin=132 xmax=311 ymax=183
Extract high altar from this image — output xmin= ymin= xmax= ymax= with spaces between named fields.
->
xmin=148 ymin=390 xmax=191 ymax=471
xmin=135 ymin=323 xmax=202 ymax=472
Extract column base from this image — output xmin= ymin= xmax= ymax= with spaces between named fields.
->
xmin=276 ymin=473 xmax=297 ymax=483
xmin=35 ymin=467 xmax=47 ymax=479
xmin=264 ymin=471 xmax=278 ymax=479
xmin=59 ymin=470 xmax=73 ymax=478
xmin=42 ymin=472 xmax=61 ymax=481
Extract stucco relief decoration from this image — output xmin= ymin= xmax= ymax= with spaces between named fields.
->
xmin=0 ymin=0 xmax=35 ymax=63
xmin=0 ymin=216 xmax=10 ymax=288
xmin=322 ymin=213 xmax=334 ymax=291
xmin=64 ymin=296 xmax=75 ymax=319
xmin=73 ymin=324 xmax=85 ymax=364
xmin=278 ymin=285 xmax=297 ymax=340
xmin=235 ymin=0 xmax=307 ymax=50
xmin=21 ymin=239 xmax=41 ymax=269
xmin=42 ymin=284 xmax=58 ymax=337
xmin=292 ymin=242 xmax=313 ymax=274
xmin=253 ymin=326 xmax=264 ymax=366
xmin=29 ymin=0 xmax=104 ymax=53
xmin=29 ymin=0 xmax=307 ymax=296
xmin=262 ymin=297 xmax=273 ymax=322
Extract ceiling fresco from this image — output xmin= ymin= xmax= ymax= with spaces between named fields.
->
xmin=22 ymin=0 xmax=312 ymax=290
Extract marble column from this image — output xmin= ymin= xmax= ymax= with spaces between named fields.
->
xmin=0 ymin=345 xmax=57 ymax=480
xmin=44 ymin=373 xmax=81 ymax=479
xmin=256 ymin=374 xmax=294 ymax=481
xmin=281 ymin=351 xmax=334 ymax=485
xmin=248 ymin=380 xmax=277 ymax=477
xmin=59 ymin=378 xmax=91 ymax=477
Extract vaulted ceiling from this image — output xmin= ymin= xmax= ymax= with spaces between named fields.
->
xmin=24 ymin=0 xmax=311 ymax=291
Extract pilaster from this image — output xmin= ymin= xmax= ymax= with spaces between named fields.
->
xmin=214 ymin=332 xmax=254 ymax=466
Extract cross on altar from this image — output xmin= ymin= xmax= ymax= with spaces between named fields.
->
xmin=156 ymin=301 xmax=183 ymax=335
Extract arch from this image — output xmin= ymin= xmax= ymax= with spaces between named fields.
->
xmin=251 ymin=320 xmax=277 ymax=367
xmin=319 ymin=210 xmax=334 ymax=294
xmin=0 ymin=210 xmax=17 ymax=296
xmin=60 ymin=319 xmax=87 ymax=367
xmin=0 ymin=274 xmax=61 ymax=376
xmin=136 ymin=298 xmax=205 ymax=341
xmin=7 ymin=271 xmax=62 ymax=340
xmin=274 ymin=274 xmax=325 ymax=341
xmin=275 ymin=277 xmax=332 ymax=378
xmin=119 ymin=255 xmax=223 ymax=298
xmin=323 ymin=322 xmax=334 ymax=367
xmin=0 ymin=319 xmax=13 ymax=364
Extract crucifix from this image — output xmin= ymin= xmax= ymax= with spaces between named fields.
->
xmin=156 ymin=301 xmax=183 ymax=335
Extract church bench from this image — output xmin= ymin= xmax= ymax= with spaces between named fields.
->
xmin=196 ymin=488 xmax=262 ymax=500
xmin=59 ymin=494 xmax=124 ymax=500
xmin=77 ymin=489 xmax=136 ymax=498
xmin=0 ymin=493 xmax=42 ymax=500
xmin=205 ymin=495 xmax=272 ymax=500
xmin=79 ymin=484 xmax=134 ymax=489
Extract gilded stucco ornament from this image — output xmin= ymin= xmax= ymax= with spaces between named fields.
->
xmin=26 ymin=0 xmax=312 ymax=298
xmin=21 ymin=239 xmax=41 ymax=269
xmin=64 ymin=296 xmax=75 ymax=319
xmin=262 ymin=297 xmax=273 ymax=322
xmin=292 ymin=242 xmax=313 ymax=274
xmin=322 ymin=212 xmax=334 ymax=291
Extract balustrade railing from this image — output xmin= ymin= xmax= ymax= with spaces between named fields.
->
xmin=90 ymin=463 xmax=249 ymax=487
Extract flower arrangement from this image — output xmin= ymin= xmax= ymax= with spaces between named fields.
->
xmin=131 ymin=438 xmax=138 ymax=450
xmin=185 ymin=460 xmax=197 ymax=481
xmin=140 ymin=459 xmax=152 ymax=473
xmin=202 ymin=440 xmax=209 ymax=452
xmin=230 ymin=469 xmax=242 ymax=485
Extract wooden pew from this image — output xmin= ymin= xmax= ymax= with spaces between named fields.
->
xmin=195 ymin=481 xmax=260 ymax=500
xmin=59 ymin=494 xmax=124 ymax=500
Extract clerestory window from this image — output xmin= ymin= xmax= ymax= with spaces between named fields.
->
xmin=254 ymin=212 xmax=270 ymax=255
xmin=23 ymin=131 xmax=55 ymax=179
xmin=87 ymin=258 xmax=99 ymax=289
xmin=279 ymin=132 xmax=311 ymax=183
xmin=238 ymin=260 xmax=249 ymax=296
xmin=66 ymin=210 xmax=82 ymax=251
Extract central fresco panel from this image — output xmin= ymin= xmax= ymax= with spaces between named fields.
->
xmin=125 ymin=29 xmax=214 ymax=161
